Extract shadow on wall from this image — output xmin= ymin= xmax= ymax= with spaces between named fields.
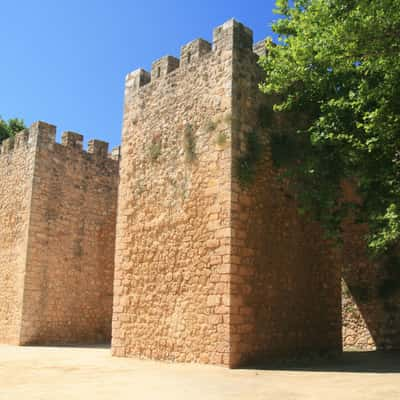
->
xmin=243 ymin=351 xmax=400 ymax=373
xmin=342 ymin=222 xmax=400 ymax=352
xmin=338 ymin=179 xmax=400 ymax=352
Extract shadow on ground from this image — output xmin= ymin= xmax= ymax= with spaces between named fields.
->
xmin=24 ymin=343 xmax=111 ymax=350
xmin=245 ymin=351 xmax=400 ymax=373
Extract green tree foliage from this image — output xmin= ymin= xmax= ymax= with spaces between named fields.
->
xmin=260 ymin=0 xmax=400 ymax=254
xmin=0 ymin=116 xmax=26 ymax=143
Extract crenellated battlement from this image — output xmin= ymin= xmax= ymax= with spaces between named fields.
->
xmin=14 ymin=129 xmax=30 ymax=149
xmin=125 ymin=19 xmax=255 ymax=97
xmin=151 ymin=56 xmax=180 ymax=80
xmin=0 ymin=121 xmax=120 ymax=162
xmin=61 ymin=131 xmax=84 ymax=150
xmin=180 ymin=39 xmax=212 ymax=67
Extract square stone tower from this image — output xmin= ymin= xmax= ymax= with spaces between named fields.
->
xmin=112 ymin=19 xmax=342 ymax=367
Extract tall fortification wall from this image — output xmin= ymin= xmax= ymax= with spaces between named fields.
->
xmin=2 ymin=17 xmax=395 ymax=363
xmin=113 ymin=23 xmax=234 ymax=365
xmin=0 ymin=121 xmax=119 ymax=345
xmin=227 ymin=25 xmax=342 ymax=365
xmin=0 ymin=130 xmax=36 ymax=344
xmin=113 ymin=19 xmax=342 ymax=367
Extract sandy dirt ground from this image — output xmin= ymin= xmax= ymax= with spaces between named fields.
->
xmin=0 ymin=345 xmax=399 ymax=400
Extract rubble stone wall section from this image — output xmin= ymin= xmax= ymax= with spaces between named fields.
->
xmin=18 ymin=122 xmax=119 ymax=344
xmin=342 ymin=220 xmax=400 ymax=351
xmin=112 ymin=22 xmax=235 ymax=366
xmin=227 ymin=27 xmax=342 ymax=367
xmin=0 ymin=121 xmax=119 ymax=345
xmin=0 ymin=131 xmax=36 ymax=344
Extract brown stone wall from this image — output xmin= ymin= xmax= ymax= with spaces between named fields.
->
xmin=112 ymin=25 xmax=234 ymax=366
xmin=0 ymin=131 xmax=36 ymax=344
xmin=227 ymin=30 xmax=342 ymax=367
xmin=342 ymin=221 xmax=400 ymax=351
xmin=17 ymin=122 xmax=119 ymax=345
xmin=113 ymin=19 xmax=342 ymax=367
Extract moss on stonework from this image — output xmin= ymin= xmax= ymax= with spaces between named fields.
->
xmin=205 ymin=119 xmax=217 ymax=132
xmin=149 ymin=142 xmax=161 ymax=161
xmin=235 ymin=131 xmax=263 ymax=187
xmin=258 ymin=104 xmax=274 ymax=129
xmin=216 ymin=132 xmax=228 ymax=147
xmin=149 ymin=134 xmax=162 ymax=161
xmin=183 ymin=124 xmax=196 ymax=162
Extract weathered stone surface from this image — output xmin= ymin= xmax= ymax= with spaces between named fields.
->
xmin=112 ymin=19 xmax=342 ymax=368
xmin=341 ymin=190 xmax=400 ymax=351
xmin=2 ymin=17 xmax=397 ymax=365
xmin=0 ymin=121 xmax=119 ymax=345
xmin=228 ymin=27 xmax=342 ymax=366
xmin=0 ymin=130 xmax=36 ymax=344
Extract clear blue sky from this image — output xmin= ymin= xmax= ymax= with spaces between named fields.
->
xmin=0 ymin=1 xmax=277 ymax=149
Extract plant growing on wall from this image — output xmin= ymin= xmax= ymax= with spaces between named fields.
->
xmin=216 ymin=132 xmax=228 ymax=147
xmin=0 ymin=116 xmax=25 ymax=144
xmin=205 ymin=119 xmax=217 ymax=133
xmin=149 ymin=134 xmax=162 ymax=161
xmin=183 ymin=123 xmax=196 ymax=162
xmin=236 ymin=131 xmax=263 ymax=186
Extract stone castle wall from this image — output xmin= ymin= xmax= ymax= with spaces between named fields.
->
xmin=112 ymin=19 xmax=342 ymax=367
xmin=0 ymin=121 xmax=119 ymax=345
xmin=0 ymin=131 xmax=36 ymax=344
xmin=342 ymin=222 xmax=400 ymax=351
xmin=1 ymin=17 xmax=397 ymax=363
xmin=332 ymin=183 xmax=400 ymax=351
xmin=112 ymin=25 xmax=234 ymax=365
xmin=227 ymin=29 xmax=342 ymax=366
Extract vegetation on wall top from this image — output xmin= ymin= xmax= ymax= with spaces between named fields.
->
xmin=0 ymin=116 xmax=26 ymax=144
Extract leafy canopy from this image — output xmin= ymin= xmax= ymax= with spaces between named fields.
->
xmin=260 ymin=0 xmax=400 ymax=254
xmin=0 ymin=117 xmax=26 ymax=143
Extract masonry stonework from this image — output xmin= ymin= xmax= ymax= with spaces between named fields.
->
xmin=0 ymin=130 xmax=36 ymax=344
xmin=228 ymin=24 xmax=342 ymax=366
xmin=112 ymin=23 xmax=235 ymax=366
xmin=0 ymin=122 xmax=119 ymax=345
xmin=1 ymin=17 xmax=398 ymax=365
xmin=112 ymin=19 xmax=342 ymax=367
xmin=342 ymin=223 xmax=400 ymax=351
